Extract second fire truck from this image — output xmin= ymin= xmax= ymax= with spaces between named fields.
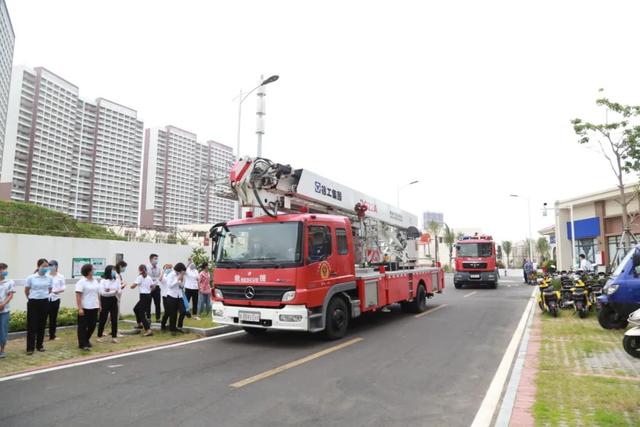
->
xmin=453 ymin=234 xmax=499 ymax=289
xmin=209 ymin=157 xmax=445 ymax=339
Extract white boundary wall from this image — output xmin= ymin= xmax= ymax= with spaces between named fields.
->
xmin=0 ymin=233 xmax=194 ymax=314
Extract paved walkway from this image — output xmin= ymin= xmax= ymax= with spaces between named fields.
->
xmin=509 ymin=311 xmax=541 ymax=427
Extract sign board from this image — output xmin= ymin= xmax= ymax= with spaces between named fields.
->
xmin=423 ymin=211 xmax=444 ymax=227
xmin=72 ymin=257 xmax=107 ymax=278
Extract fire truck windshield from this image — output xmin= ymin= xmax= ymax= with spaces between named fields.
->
xmin=456 ymin=243 xmax=492 ymax=258
xmin=216 ymin=222 xmax=303 ymax=268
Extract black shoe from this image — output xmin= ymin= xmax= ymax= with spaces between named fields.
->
xmin=161 ymin=325 xmax=167 ymax=332
xmin=176 ymin=328 xmax=185 ymax=334
xmin=37 ymin=348 xmax=46 ymax=352
xmin=82 ymin=347 xmax=90 ymax=351
xmin=134 ymin=325 xmax=143 ymax=330
xmin=26 ymin=351 xmax=34 ymax=356
xmin=87 ymin=342 xmax=93 ymax=348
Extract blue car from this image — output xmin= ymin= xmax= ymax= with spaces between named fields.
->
xmin=598 ymin=246 xmax=640 ymax=329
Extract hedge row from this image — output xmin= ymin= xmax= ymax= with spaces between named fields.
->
xmin=8 ymin=307 xmax=79 ymax=333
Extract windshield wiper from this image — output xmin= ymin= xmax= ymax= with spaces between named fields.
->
xmin=248 ymin=257 xmax=277 ymax=261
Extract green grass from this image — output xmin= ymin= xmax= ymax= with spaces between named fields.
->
xmin=534 ymin=313 xmax=640 ymax=426
xmin=0 ymin=322 xmax=198 ymax=377
xmin=0 ymin=200 xmax=125 ymax=240
xmin=121 ymin=313 xmax=217 ymax=329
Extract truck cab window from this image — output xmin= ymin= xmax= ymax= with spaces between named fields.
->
xmin=308 ymin=225 xmax=332 ymax=262
xmin=336 ymin=228 xmax=348 ymax=255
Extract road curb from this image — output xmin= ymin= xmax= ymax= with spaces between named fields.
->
xmin=470 ymin=287 xmax=537 ymax=427
xmin=121 ymin=319 xmax=240 ymax=337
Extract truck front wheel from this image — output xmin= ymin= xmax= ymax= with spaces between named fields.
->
xmin=324 ymin=297 xmax=349 ymax=340
xmin=454 ymin=281 xmax=463 ymax=289
xmin=243 ymin=327 xmax=267 ymax=336
xmin=409 ymin=285 xmax=427 ymax=313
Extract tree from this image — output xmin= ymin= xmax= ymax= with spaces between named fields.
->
xmin=536 ymin=237 xmax=550 ymax=262
xmin=502 ymin=240 xmax=512 ymax=268
xmin=427 ymin=220 xmax=443 ymax=264
xmin=443 ymin=224 xmax=456 ymax=267
xmin=191 ymin=246 xmax=210 ymax=268
xmin=572 ymin=90 xmax=640 ymax=252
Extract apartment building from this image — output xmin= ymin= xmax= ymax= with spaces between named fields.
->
xmin=0 ymin=0 xmax=14 ymax=174
xmin=0 ymin=66 xmax=143 ymax=226
xmin=141 ymin=126 xmax=234 ymax=230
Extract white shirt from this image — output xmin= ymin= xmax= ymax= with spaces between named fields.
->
xmin=184 ymin=268 xmax=199 ymax=290
xmin=134 ymin=275 xmax=154 ymax=294
xmin=164 ymin=271 xmax=184 ymax=299
xmin=579 ymin=258 xmax=592 ymax=271
xmin=0 ymin=279 xmax=15 ymax=313
xmin=47 ymin=273 xmax=66 ymax=302
xmin=160 ymin=270 xmax=171 ymax=297
xmin=99 ymin=279 xmax=121 ymax=297
xmin=75 ymin=278 xmax=101 ymax=309
xmin=146 ymin=263 xmax=162 ymax=285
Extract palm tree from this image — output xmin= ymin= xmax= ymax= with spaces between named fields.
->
xmin=443 ymin=224 xmax=456 ymax=267
xmin=502 ymin=240 xmax=512 ymax=268
xmin=536 ymin=237 xmax=550 ymax=263
xmin=427 ymin=220 xmax=443 ymax=264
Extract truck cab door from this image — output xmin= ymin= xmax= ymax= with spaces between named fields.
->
xmin=305 ymin=224 xmax=338 ymax=307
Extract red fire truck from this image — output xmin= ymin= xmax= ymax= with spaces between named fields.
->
xmin=453 ymin=235 xmax=498 ymax=289
xmin=210 ymin=157 xmax=445 ymax=339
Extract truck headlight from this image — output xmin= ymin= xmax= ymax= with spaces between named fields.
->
xmin=606 ymin=284 xmax=619 ymax=295
xmin=282 ymin=291 xmax=296 ymax=302
xmin=213 ymin=309 xmax=224 ymax=317
xmin=279 ymin=314 xmax=303 ymax=322
xmin=214 ymin=288 xmax=223 ymax=299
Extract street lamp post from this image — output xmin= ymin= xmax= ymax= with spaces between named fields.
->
xmin=510 ymin=194 xmax=534 ymax=263
xmin=234 ymin=75 xmax=279 ymax=218
xmin=397 ymin=180 xmax=419 ymax=208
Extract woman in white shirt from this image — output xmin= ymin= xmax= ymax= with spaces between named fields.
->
xmin=184 ymin=261 xmax=200 ymax=320
xmin=46 ymin=260 xmax=65 ymax=341
xmin=0 ymin=262 xmax=16 ymax=358
xmin=75 ymin=264 xmax=101 ymax=351
xmin=131 ymin=265 xmax=154 ymax=337
xmin=97 ymin=265 xmax=121 ymax=343
xmin=164 ymin=263 xmax=187 ymax=335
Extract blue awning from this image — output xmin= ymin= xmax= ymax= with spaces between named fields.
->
xmin=567 ymin=217 xmax=600 ymax=240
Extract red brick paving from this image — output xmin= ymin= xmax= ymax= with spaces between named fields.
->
xmin=508 ymin=312 xmax=541 ymax=427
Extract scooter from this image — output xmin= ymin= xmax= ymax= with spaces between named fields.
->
xmin=589 ymin=273 xmax=607 ymax=311
xmin=537 ymin=276 xmax=560 ymax=317
xmin=622 ymin=308 xmax=640 ymax=358
xmin=572 ymin=276 xmax=591 ymax=318
xmin=559 ymin=271 xmax=574 ymax=309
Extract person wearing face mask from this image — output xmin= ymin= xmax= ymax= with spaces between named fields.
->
xmin=131 ymin=264 xmax=154 ymax=337
xmin=0 ymin=262 xmax=15 ymax=359
xmin=184 ymin=258 xmax=200 ymax=320
xmin=75 ymin=264 xmax=101 ymax=351
xmin=164 ymin=263 xmax=187 ymax=335
xmin=25 ymin=259 xmax=53 ymax=355
xmin=160 ymin=263 xmax=173 ymax=331
xmin=46 ymin=260 xmax=65 ymax=341
xmin=97 ymin=265 xmax=121 ymax=343
xmin=113 ymin=261 xmax=128 ymax=332
xmin=146 ymin=254 xmax=162 ymax=323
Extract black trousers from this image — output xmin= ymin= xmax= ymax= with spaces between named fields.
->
xmin=166 ymin=296 xmax=186 ymax=332
xmin=161 ymin=296 xmax=169 ymax=328
xmin=185 ymin=288 xmax=199 ymax=315
xmin=98 ymin=296 xmax=118 ymax=338
xmin=77 ymin=308 xmax=98 ymax=348
xmin=48 ymin=299 xmax=61 ymax=339
xmin=27 ymin=299 xmax=49 ymax=352
xmin=149 ymin=286 xmax=161 ymax=321
xmin=134 ymin=294 xmax=152 ymax=330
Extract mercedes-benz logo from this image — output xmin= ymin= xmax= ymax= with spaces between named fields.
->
xmin=244 ymin=286 xmax=256 ymax=299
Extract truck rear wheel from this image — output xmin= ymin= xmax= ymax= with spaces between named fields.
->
xmin=409 ymin=285 xmax=427 ymax=313
xmin=488 ymin=281 xmax=498 ymax=289
xmin=324 ymin=297 xmax=349 ymax=340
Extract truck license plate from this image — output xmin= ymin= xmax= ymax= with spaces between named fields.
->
xmin=239 ymin=311 xmax=261 ymax=323
xmin=470 ymin=274 xmax=480 ymax=279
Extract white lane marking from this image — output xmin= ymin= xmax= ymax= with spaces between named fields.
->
xmin=464 ymin=291 xmax=478 ymax=298
xmin=414 ymin=304 xmax=449 ymax=318
xmin=0 ymin=330 xmax=245 ymax=383
xmin=107 ymin=364 xmax=123 ymax=368
xmin=470 ymin=287 xmax=536 ymax=427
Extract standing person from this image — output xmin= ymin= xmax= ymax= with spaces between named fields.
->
xmin=113 ymin=261 xmax=128 ymax=333
xmin=164 ymin=263 xmax=187 ymax=335
xmin=25 ymin=259 xmax=52 ymax=355
xmin=184 ymin=259 xmax=199 ymax=320
xmin=46 ymin=260 xmax=65 ymax=341
xmin=0 ymin=263 xmax=16 ymax=359
xmin=131 ymin=265 xmax=154 ymax=337
xmin=579 ymin=254 xmax=592 ymax=272
xmin=75 ymin=264 xmax=101 ymax=351
xmin=160 ymin=263 xmax=173 ymax=331
xmin=523 ymin=260 xmax=531 ymax=284
xmin=197 ymin=262 xmax=212 ymax=317
xmin=97 ymin=266 xmax=121 ymax=343
xmin=146 ymin=254 xmax=162 ymax=323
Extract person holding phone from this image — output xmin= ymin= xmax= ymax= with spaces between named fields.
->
xmin=75 ymin=264 xmax=101 ymax=351
xmin=164 ymin=263 xmax=187 ymax=335
xmin=25 ymin=259 xmax=52 ymax=355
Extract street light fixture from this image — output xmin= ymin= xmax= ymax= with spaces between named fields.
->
xmin=234 ymin=75 xmax=280 ymax=218
xmin=397 ymin=180 xmax=419 ymax=208
xmin=510 ymin=194 xmax=534 ymax=264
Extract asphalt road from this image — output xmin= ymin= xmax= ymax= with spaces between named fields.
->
xmin=0 ymin=275 xmax=533 ymax=427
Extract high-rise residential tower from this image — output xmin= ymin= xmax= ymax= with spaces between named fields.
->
xmin=0 ymin=0 xmax=15 ymax=176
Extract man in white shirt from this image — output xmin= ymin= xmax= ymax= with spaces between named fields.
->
xmin=146 ymin=254 xmax=162 ymax=322
xmin=184 ymin=259 xmax=200 ymax=320
xmin=164 ymin=263 xmax=187 ymax=335
xmin=578 ymin=254 xmax=592 ymax=272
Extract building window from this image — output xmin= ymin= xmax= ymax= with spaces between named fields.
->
xmin=607 ymin=235 xmax=640 ymax=266
xmin=576 ymin=238 xmax=598 ymax=265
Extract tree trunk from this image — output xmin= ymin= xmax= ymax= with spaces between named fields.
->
xmin=618 ymin=176 xmax=631 ymax=252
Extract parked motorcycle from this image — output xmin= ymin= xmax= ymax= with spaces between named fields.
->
xmin=537 ymin=276 xmax=560 ymax=317
xmin=572 ymin=276 xmax=591 ymax=318
xmin=559 ymin=271 xmax=574 ymax=309
xmin=622 ymin=308 xmax=640 ymax=358
xmin=589 ymin=272 xmax=607 ymax=311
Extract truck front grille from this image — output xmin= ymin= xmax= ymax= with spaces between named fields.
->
xmin=462 ymin=262 xmax=488 ymax=269
xmin=215 ymin=285 xmax=295 ymax=302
